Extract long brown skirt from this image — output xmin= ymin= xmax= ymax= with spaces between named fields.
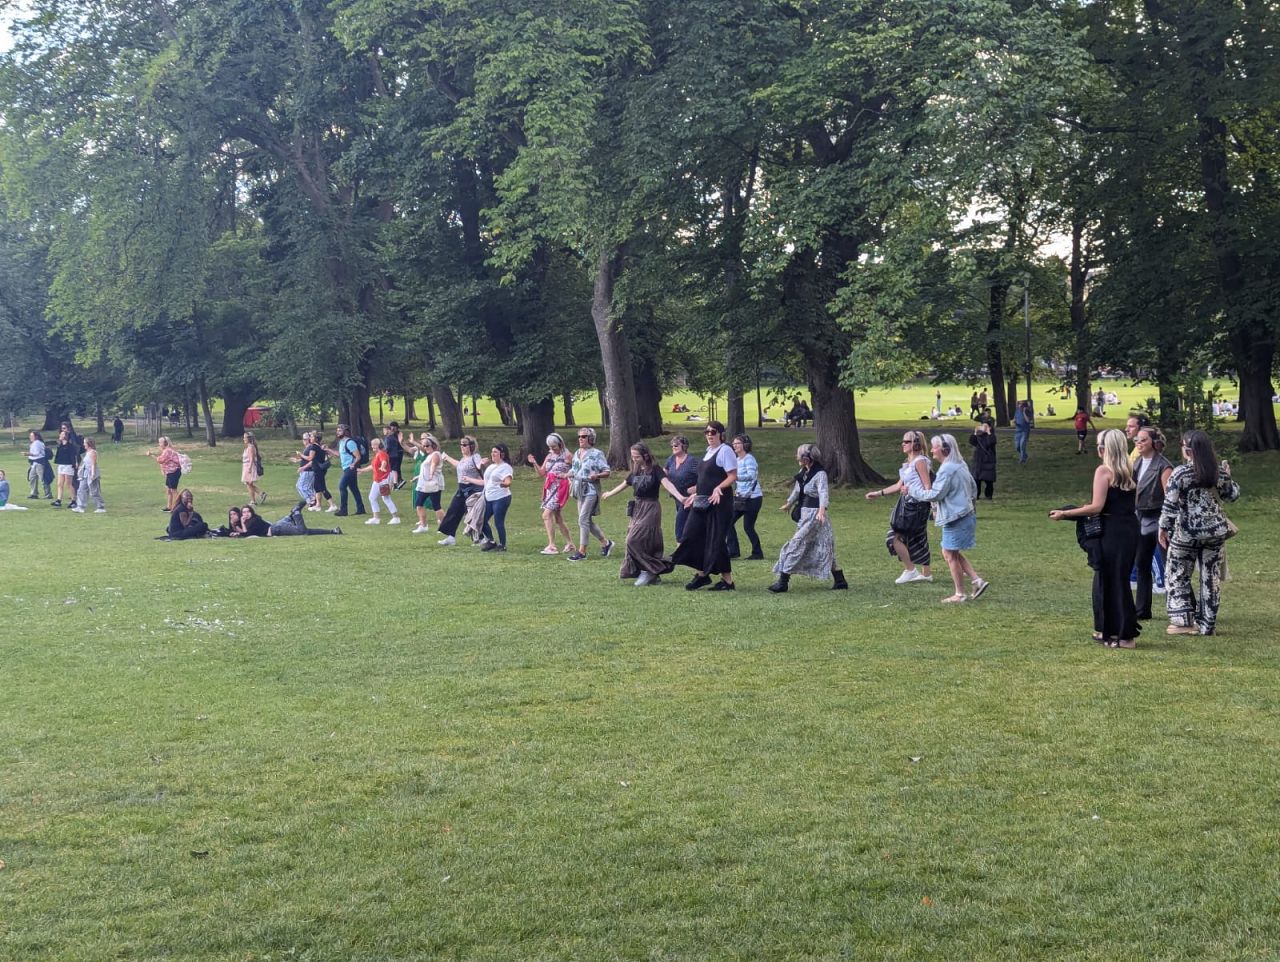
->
xmin=620 ymin=498 xmax=673 ymax=578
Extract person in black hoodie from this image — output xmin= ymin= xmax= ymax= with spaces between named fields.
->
xmin=969 ymin=421 xmax=998 ymax=500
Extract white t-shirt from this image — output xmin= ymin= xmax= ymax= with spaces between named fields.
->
xmin=702 ymin=443 xmax=737 ymax=473
xmin=483 ymin=462 xmax=513 ymax=501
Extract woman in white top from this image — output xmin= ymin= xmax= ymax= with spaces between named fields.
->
xmin=27 ymin=431 xmax=51 ymax=499
xmin=71 ymin=437 xmax=106 ymax=512
xmin=405 ymin=433 xmax=446 ymax=534
xmin=670 ymin=420 xmax=738 ymax=590
xmin=866 ymin=430 xmax=933 ymax=584
xmin=479 ymin=443 xmax=514 ymax=551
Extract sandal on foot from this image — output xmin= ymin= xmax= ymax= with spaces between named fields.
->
xmin=1092 ymin=632 xmax=1105 ymax=643
xmin=941 ymin=593 xmax=967 ymax=604
xmin=1104 ymin=639 xmax=1137 ymax=649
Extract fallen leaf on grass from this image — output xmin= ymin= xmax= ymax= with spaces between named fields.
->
xmin=190 ymin=851 xmax=209 ymax=859
xmin=921 ymin=896 xmax=933 ymax=907
xmin=909 ymin=756 xmax=922 ymax=763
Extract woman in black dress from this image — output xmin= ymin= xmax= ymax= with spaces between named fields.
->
xmin=1049 ymin=429 xmax=1140 ymax=648
xmin=969 ymin=421 xmax=997 ymax=500
xmin=670 ymin=421 xmax=738 ymax=591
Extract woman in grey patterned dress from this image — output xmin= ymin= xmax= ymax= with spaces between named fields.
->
xmin=1159 ymin=429 xmax=1240 ymax=636
xmin=768 ymin=444 xmax=848 ymax=592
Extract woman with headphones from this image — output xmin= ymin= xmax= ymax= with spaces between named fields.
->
xmin=866 ymin=429 xmax=934 ymax=585
xmin=915 ymin=433 xmax=988 ymax=603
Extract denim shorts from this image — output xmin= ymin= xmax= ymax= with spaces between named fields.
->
xmin=941 ymin=511 xmax=977 ymax=551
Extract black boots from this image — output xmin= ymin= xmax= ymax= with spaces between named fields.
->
xmin=768 ymin=573 xmax=790 ymax=593
xmin=831 ymin=569 xmax=848 ymax=590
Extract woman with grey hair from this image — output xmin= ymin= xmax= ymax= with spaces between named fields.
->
xmin=917 ymin=433 xmax=987 ymax=603
xmin=769 ymin=443 xmax=847 ymax=592
xmin=528 ymin=432 xmax=575 ymax=555
xmin=567 ymin=426 xmax=614 ymax=561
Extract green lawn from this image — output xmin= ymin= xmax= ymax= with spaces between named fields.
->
xmin=2 ymin=418 xmax=1277 ymax=960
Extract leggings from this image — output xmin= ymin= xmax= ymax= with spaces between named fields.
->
xmin=1134 ymin=528 xmax=1159 ymax=618
xmin=726 ymin=495 xmax=763 ymax=557
xmin=978 ymin=480 xmax=993 ymax=500
xmin=481 ymin=496 xmax=511 ymax=546
xmin=577 ymin=494 xmax=605 ymax=547
xmin=313 ymin=469 xmax=332 ymax=499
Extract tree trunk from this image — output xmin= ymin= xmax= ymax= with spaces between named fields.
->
xmin=95 ymin=402 xmax=105 ymax=435
xmin=1233 ymin=326 xmax=1280 ymax=450
xmin=635 ymin=356 xmax=664 ymax=438
xmin=197 ymin=379 xmax=217 ymax=447
xmin=496 ymin=398 xmax=515 ymax=427
xmin=432 ymin=384 xmax=463 ymax=439
xmin=802 ymin=344 xmax=883 ymax=486
xmin=426 ymin=394 xmax=437 ymax=431
xmin=341 ymin=381 xmax=376 ymax=441
xmin=726 ymin=392 xmax=746 ymax=438
xmin=221 ymin=388 xmax=255 ymax=438
xmin=41 ymin=406 xmax=67 ymax=432
xmin=403 ymin=394 xmax=417 ymax=426
xmin=519 ymin=397 xmax=556 ymax=465
xmin=1006 ymin=373 xmax=1018 ymax=419
xmin=987 ymin=282 xmax=1010 ymax=427
xmin=591 ymin=246 xmax=640 ymax=468
xmin=1069 ymin=217 xmax=1092 ymax=413
xmin=183 ymin=394 xmax=195 ymax=439
xmin=563 ymin=392 xmax=576 ymax=427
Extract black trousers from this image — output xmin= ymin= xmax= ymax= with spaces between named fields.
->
xmin=726 ymin=496 xmax=763 ymax=557
xmin=438 ymin=485 xmax=480 ymax=537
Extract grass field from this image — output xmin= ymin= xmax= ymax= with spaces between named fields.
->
xmin=2 ymin=399 xmax=1278 ymax=960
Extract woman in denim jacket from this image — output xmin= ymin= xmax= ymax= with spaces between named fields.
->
xmin=916 ymin=433 xmax=990 ymax=603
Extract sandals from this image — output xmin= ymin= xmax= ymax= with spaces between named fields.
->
xmin=1166 ymin=624 xmax=1200 ymax=635
xmin=1092 ymin=632 xmax=1105 ymax=643
xmin=941 ymin=594 xmax=967 ymax=604
xmin=1103 ymin=639 xmax=1137 ymax=649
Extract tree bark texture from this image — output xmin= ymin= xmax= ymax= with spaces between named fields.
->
xmin=220 ymin=388 xmax=255 ymax=439
xmin=519 ymin=397 xmax=556 ymax=464
xmin=197 ymin=379 xmax=217 ymax=447
xmin=1069 ymin=218 xmax=1092 ymax=411
xmin=726 ymin=392 xmax=746 ymax=439
xmin=340 ymin=380 xmax=376 ymax=441
xmin=802 ymin=343 xmax=884 ymax=486
xmin=562 ymin=392 xmax=576 ymax=427
xmin=634 ymin=356 xmax=665 ymax=438
xmin=591 ymin=246 xmax=641 ymax=468
xmin=432 ymin=385 xmax=463 ymax=440
xmin=987 ymin=282 xmax=1010 ymax=427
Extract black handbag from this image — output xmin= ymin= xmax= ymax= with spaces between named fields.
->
xmin=626 ymin=499 xmax=636 ymax=518
xmin=790 ymin=501 xmax=802 ymax=522
xmin=890 ymin=496 xmax=929 ymax=534
xmin=733 ymin=495 xmax=749 ymax=513
xmin=690 ymin=494 xmax=712 ymax=512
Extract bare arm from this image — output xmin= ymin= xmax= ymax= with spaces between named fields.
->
xmin=1048 ymin=466 xmax=1112 ymax=520
xmin=601 ymin=479 xmax=629 ymax=499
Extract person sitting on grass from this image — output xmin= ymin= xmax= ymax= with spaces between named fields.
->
xmin=1 ymin=469 xmax=30 ymax=510
xmin=166 ymin=489 xmax=209 ymax=540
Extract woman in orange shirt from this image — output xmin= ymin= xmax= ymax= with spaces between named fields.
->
xmin=358 ymin=437 xmax=401 ymax=525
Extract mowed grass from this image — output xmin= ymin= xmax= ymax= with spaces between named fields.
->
xmin=2 ymin=419 xmax=1278 ymax=961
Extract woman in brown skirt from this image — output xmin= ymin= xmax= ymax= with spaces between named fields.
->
xmin=602 ymin=442 xmax=683 ymax=586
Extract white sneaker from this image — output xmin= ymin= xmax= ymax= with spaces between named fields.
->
xmin=94 ymin=508 xmax=107 ymax=514
xmin=437 ymin=535 xmax=456 ymax=546
xmin=895 ymin=569 xmax=923 ymax=584
xmin=411 ymin=524 xmax=427 ymax=534
xmin=307 ymin=506 xmax=320 ymax=512
xmin=326 ymin=505 xmax=339 ymax=513
xmin=635 ymin=571 xmax=653 ymax=586
xmin=70 ymin=506 xmax=85 ymax=513
xmin=387 ymin=516 xmax=401 ymax=525
xmin=540 ymin=545 xmax=560 ymax=555
xmin=366 ymin=517 xmax=380 ymax=525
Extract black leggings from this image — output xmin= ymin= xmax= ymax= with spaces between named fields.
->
xmin=726 ymin=496 xmax=763 ymax=557
xmin=978 ymin=480 xmax=994 ymax=499
xmin=313 ymin=468 xmax=332 ymax=499
xmin=1134 ymin=528 xmax=1159 ymax=618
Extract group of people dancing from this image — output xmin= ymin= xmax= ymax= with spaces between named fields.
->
xmin=23 ymin=424 xmax=107 ymax=513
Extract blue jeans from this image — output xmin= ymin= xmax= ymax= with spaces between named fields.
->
xmin=481 ymin=496 xmax=511 ymax=546
xmin=1014 ymin=430 xmax=1030 ymax=462
xmin=339 ymin=467 xmax=365 ymax=513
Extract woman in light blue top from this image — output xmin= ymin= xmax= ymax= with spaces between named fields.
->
xmin=726 ymin=433 xmax=764 ymax=559
xmin=916 ymin=434 xmax=989 ymax=603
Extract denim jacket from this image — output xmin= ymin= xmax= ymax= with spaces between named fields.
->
xmin=917 ymin=460 xmax=977 ymax=527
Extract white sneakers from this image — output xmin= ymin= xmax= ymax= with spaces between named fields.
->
xmin=895 ymin=569 xmax=932 ymax=584
xmin=540 ymin=545 xmax=560 ymax=555
xmin=411 ymin=524 xmax=429 ymax=534
xmin=387 ymin=516 xmax=401 ymax=525
xmin=94 ymin=508 xmax=106 ymax=514
xmin=366 ymin=517 xmax=380 ymax=525
xmin=437 ymin=535 xmax=456 ymax=546
xmin=326 ymin=505 xmax=339 ymax=513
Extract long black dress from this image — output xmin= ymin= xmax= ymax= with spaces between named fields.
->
xmin=671 ymin=452 xmax=733 ymax=575
xmin=1092 ymin=485 xmax=1140 ymax=641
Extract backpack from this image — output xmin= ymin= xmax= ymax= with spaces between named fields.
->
xmin=178 ymin=452 xmax=193 ymax=475
xmin=346 ymin=436 xmax=370 ymax=468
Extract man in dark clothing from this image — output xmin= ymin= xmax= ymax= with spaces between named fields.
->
xmin=384 ymin=422 xmax=405 ymax=490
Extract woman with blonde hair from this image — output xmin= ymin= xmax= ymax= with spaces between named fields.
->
xmin=866 ymin=429 xmax=933 ymax=585
xmin=916 ymin=433 xmax=987 ymax=603
xmin=147 ymin=436 xmax=183 ymax=512
xmin=528 ymin=433 xmax=576 ymax=554
xmin=1049 ymin=429 xmax=1140 ymax=647
xmin=242 ymin=431 xmax=265 ymax=505
xmin=405 ymin=432 xmax=446 ymax=534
